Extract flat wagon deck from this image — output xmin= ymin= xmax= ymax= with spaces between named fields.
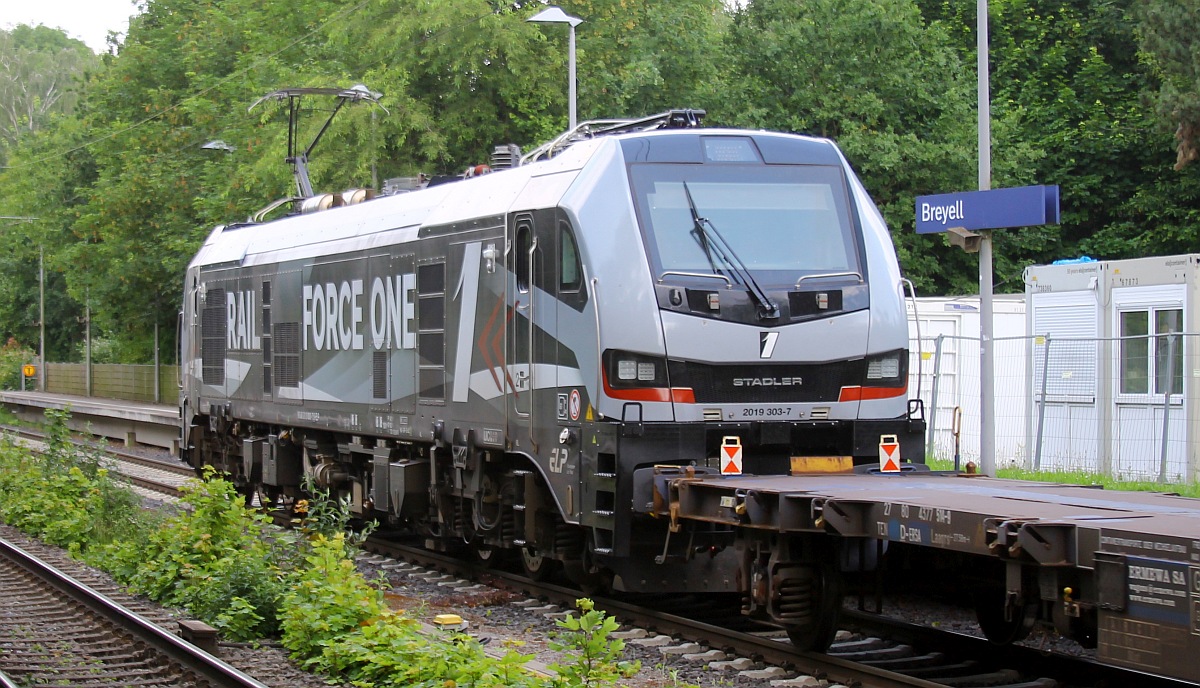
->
xmin=648 ymin=467 xmax=1200 ymax=683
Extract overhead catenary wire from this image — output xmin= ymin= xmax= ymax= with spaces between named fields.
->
xmin=0 ymin=0 xmax=376 ymax=170
xmin=0 ymin=4 xmax=550 ymax=173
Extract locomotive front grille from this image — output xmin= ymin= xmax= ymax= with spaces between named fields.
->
xmin=667 ymin=359 xmax=863 ymax=403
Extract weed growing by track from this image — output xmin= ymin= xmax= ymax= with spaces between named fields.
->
xmin=0 ymin=409 xmax=147 ymax=554
xmin=0 ymin=410 xmax=653 ymax=686
xmin=95 ymin=468 xmax=290 ymax=641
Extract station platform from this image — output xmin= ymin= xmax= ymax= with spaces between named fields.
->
xmin=0 ymin=391 xmax=179 ymax=452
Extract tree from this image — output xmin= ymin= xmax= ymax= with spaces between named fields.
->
xmin=0 ymin=115 xmax=94 ymax=360
xmin=1136 ymin=0 xmax=1200 ymax=169
xmin=716 ymin=0 xmax=984 ymax=293
xmin=0 ymin=25 xmax=98 ymax=164
xmin=915 ymin=0 xmax=1200 ymax=284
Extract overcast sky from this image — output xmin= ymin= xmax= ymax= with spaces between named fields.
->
xmin=1 ymin=0 xmax=140 ymax=53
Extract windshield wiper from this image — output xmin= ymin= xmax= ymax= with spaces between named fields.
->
xmin=682 ymin=182 xmax=780 ymax=320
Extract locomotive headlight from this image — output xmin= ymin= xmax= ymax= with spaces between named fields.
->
xmin=602 ymin=350 xmax=694 ymax=403
xmin=618 ymin=359 xmax=638 ymax=380
xmin=864 ymin=350 xmax=906 ymax=382
xmin=637 ymin=362 xmax=656 ymax=381
xmin=866 ymin=356 xmax=900 ymax=379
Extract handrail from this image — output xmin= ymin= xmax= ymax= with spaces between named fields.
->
xmin=794 ymin=271 xmax=863 ymax=287
xmin=591 ymin=274 xmax=602 ymax=419
xmin=657 ymin=271 xmax=733 ymax=287
xmin=902 ymin=278 xmax=921 ymax=402
xmin=527 ymin=236 xmax=539 ymax=451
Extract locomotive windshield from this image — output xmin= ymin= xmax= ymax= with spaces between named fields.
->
xmin=628 ymin=162 xmax=861 ymax=285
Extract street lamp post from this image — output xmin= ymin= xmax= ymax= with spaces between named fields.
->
xmin=977 ymin=0 xmax=995 ymax=476
xmin=527 ymin=6 xmax=584 ymax=131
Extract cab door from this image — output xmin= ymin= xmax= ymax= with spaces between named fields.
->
xmin=506 ymin=208 xmax=561 ymax=456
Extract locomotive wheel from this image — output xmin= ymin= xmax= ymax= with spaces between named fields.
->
xmin=563 ymin=560 xmax=612 ymax=595
xmin=520 ymin=547 xmax=555 ymax=581
xmin=974 ymin=588 xmax=1037 ymax=644
xmin=470 ymin=543 xmax=503 ymax=568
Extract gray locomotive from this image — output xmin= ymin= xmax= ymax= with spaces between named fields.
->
xmin=180 ymin=110 xmax=925 ymax=641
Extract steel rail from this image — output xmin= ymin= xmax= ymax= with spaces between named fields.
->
xmin=2 ymin=423 xmax=188 ymax=498
xmin=363 ymin=536 xmax=943 ymax=688
xmin=0 ymin=537 xmax=269 ymax=688
xmin=0 ymin=422 xmax=194 ymax=476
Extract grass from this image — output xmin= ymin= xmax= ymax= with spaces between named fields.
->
xmin=926 ymin=458 xmax=1200 ymax=498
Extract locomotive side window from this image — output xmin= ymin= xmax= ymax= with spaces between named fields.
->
xmin=560 ymin=223 xmax=582 ymax=292
xmin=515 ymin=219 xmax=532 ymax=293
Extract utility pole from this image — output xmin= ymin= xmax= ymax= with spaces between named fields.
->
xmin=39 ymin=245 xmax=46 ymax=391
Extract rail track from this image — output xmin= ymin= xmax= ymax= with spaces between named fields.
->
xmin=1 ymin=422 xmax=190 ymax=499
xmin=0 ymin=536 xmax=267 ymax=687
xmin=358 ymin=534 xmax=1193 ymax=688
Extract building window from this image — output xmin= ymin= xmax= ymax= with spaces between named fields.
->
xmin=1120 ymin=307 xmax=1182 ymax=395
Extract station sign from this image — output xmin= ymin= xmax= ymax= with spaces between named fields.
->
xmin=915 ymin=185 xmax=1060 ymax=234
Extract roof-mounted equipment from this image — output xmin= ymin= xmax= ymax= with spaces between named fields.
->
xmin=521 ymin=108 xmax=706 ymax=163
xmin=250 ymin=84 xmax=385 ymax=199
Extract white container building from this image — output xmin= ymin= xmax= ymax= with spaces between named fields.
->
xmin=1024 ymin=255 xmax=1198 ymax=482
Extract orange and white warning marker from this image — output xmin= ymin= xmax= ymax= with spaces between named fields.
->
xmin=879 ymin=435 xmax=900 ymax=473
xmin=721 ymin=436 xmax=744 ymax=475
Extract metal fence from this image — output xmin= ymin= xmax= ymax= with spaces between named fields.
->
xmin=911 ymin=332 xmax=1199 ymax=483
xmin=44 ymin=363 xmax=180 ymax=405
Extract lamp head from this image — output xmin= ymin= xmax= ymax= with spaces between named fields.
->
xmin=527 ymin=6 xmax=583 ymax=27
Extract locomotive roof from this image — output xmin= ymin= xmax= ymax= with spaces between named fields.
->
xmin=188 ymin=128 xmax=840 ymax=271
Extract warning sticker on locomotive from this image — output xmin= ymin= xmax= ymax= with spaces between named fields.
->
xmin=569 ymin=390 xmax=581 ymax=421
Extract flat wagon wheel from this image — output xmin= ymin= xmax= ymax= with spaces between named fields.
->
xmin=782 ymin=560 xmax=843 ymax=652
xmin=974 ymin=585 xmax=1037 ymax=645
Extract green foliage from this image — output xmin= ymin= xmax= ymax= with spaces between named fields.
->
xmin=548 ymin=598 xmax=640 ymax=688
xmin=1136 ymin=0 xmax=1200 ymax=169
xmin=2 ymin=0 xmax=1199 ymax=353
xmin=96 ymin=468 xmax=288 ymax=640
xmin=0 ymin=409 xmax=145 ymax=553
xmin=927 ymin=457 xmax=1200 ymax=497
xmin=0 ymin=25 xmax=99 ymax=164
xmin=0 ymin=425 xmax=641 ymax=681
xmin=0 ymin=338 xmax=36 ymax=390
xmin=279 ymin=532 xmax=387 ymax=660
xmin=296 ymin=474 xmax=377 ymax=547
